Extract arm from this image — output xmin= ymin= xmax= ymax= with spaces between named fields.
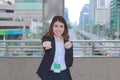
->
xmin=65 ymin=41 xmax=73 ymax=68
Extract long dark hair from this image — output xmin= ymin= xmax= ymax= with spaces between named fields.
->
xmin=46 ymin=15 xmax=69 ymax=40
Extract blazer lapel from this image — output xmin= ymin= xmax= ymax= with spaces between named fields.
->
xmin=51 ymin=37 xmax=56 ymax=62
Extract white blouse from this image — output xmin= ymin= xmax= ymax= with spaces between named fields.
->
xmin=50 ymin=36 xmax=66 ymax=71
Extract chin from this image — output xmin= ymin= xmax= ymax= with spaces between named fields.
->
xmin=55 ymin=35 xmax=62 ymax=37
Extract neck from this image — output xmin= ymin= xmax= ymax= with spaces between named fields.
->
xmin=54 ymin=36 xmax=62 ymax=42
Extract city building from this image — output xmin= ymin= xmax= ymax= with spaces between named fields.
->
xmin=14 ymin=0 xmax=43 ymax=35
xmin=14 ymin=0 xmax=42 ymax=22
xmin=89 ymin=0 xmax=96 ymax=24
xmin=0 ymin=4 xmax=30 ymax=40
xmin=79 ymin=4 xmax=90 ymax=27
xmin=110 ymin=0 xmax=120 ymax=29
xmin=96 ymin=0 xmax=110 ymax=24
xmin=64 ymin=8 xmax=70 ymax=24
xmin=89 ymin=0 xmax=110 ymax=25
xmin=0 ymin=0 xmax=5 ymax=4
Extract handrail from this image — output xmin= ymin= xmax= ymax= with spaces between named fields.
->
xmin=0 ymin=40 xmax=120 ymax=57
xmin=72 ymin=40 xmax=120 ymax=42
xmin=0 ymin=40 xmax=42 ymax=57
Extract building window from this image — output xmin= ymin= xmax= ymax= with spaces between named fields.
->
xmin=97 ymin=0 xmax=105 ymax=8
xmin=100 ymin=0 xmax=105 ymax=7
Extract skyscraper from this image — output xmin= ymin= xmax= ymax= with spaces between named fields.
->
xmin=110 ymin=0 xmax=120 ymax=29
xmin=110 ymin=0 xmax=120 ymax=39
xmin=89 ymin=0 xmax=110 ymax=24
xmin=79 ymin=4 xmax=90 ymax=27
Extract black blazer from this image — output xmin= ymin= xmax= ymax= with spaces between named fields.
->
xmin=36 ymin=35 xmax=73 ymax=80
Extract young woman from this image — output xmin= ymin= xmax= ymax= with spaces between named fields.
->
xmin=36 ymin=15 xmax=73 ymax=80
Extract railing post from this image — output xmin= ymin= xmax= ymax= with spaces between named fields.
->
xmin=91 ymin=42 xmax=95 ymax=56
xmin=5 ymin=42 xmax=10 ymax=57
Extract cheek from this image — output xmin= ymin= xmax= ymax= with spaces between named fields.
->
xmin=53 ymin=27 xmax=57 ymax=32
xmin=53 ymin=28 xmax=57 ymax=34
xmin=62 ymin=28 xmax=65 ymax=32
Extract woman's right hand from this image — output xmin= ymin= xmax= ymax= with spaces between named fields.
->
xmin=42 ymin=41 xmax=52 ymax=50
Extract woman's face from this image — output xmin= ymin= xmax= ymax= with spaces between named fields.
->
xmin=53 ymin=21 xmax=65 ymax=37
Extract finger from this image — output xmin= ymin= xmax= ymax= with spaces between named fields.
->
xmin=45 ymin=46 xmax=51 ymax=50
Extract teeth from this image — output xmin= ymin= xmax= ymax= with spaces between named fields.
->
xmin=57 ymin=31 xmax=60 ymax=33
xmin=57 ymin=32 xmax=61 ymax=34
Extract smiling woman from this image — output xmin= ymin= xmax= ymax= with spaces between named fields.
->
xmin=36 ymin=15 xmax=73 ymax=80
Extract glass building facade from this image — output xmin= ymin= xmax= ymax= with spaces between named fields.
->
xmin=110 ymin=0 xmax=120 ymax=29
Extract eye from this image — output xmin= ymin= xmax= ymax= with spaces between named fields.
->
xmin=54 ymin=25 xmax=58 ymax=27
xmin=60 ymin=25 xmax=64 ymax=28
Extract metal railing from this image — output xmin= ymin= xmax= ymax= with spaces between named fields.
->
xmin=72 ymin=40 xmax=120 ymax=57
xmin=0 ymin=40 xmax=43 ymax=57
xmin=0 ymin=40 xmax=120 ymax=57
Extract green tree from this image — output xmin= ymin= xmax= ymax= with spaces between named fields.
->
xmin=67 ymin=23 xmax=72 ymax=29
xmin=6 ymin=1 xmax=12 ymax=5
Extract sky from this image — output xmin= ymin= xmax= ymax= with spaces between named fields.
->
xmin=65 ymin=0 xmax=89 ymax=23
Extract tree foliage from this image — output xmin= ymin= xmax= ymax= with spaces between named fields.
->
xmin=6 ymin=1 xmax=12 ymax=5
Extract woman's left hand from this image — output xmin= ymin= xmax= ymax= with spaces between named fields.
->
xmin=64 ymin=41 xmax=72 ymax=49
